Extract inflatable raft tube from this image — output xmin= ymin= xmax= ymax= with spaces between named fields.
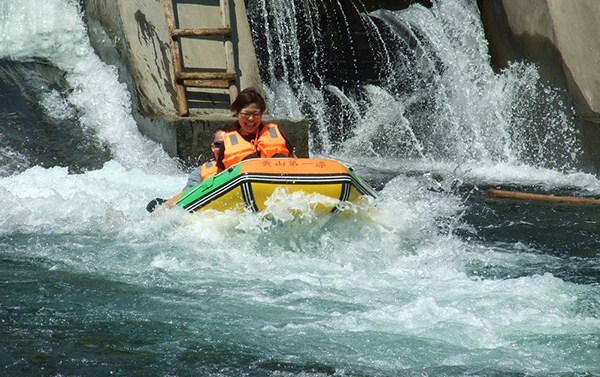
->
xmin=172 ymin=158 xmax=377 ymax=213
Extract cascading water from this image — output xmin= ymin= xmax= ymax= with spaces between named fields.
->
xmin=248 ymin=0 xmax=580 ymax=172
xmin=0 ymin=0 xmax=598 ymax=376
xmin=0 ymin=0 xmax=178 ymax=175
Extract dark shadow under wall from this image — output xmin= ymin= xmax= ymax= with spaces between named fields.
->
xmin=477 ymin=0 xmax=568 ymax=91
xmin=349 ymin=0 xmax=432 ymax=11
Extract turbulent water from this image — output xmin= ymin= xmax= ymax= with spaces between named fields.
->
xmin=1 ymin=0 xmax=598 ymax=376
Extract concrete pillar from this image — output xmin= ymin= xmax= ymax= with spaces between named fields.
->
xmin=478 ymin=0 xmax=600 ymax=170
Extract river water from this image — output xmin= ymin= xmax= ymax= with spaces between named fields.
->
xmin=0 ymin=0 xmax=598 ymax=376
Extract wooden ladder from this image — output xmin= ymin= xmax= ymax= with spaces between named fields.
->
xmin=165 ymin=0 xmax=238 ymax=116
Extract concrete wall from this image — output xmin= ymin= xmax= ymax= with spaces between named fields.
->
xmin=85 ymin=0 xmax=264 ymax=115
xmin=86 ymin=0 xmax=176 ymax=116
xmin=478 ymin=0 xmax=600 ymax=170
xmin=84 ymin=0 xmax=308 ymax=164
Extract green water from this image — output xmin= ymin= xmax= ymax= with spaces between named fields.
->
xmin=1 ymin=169 xmax=598 ymax=376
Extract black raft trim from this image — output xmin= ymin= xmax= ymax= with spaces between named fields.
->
xmin=183 ymin=173 xmax=366 ymax=213
xmin=241 ymin=181 xmax=258 ymax=212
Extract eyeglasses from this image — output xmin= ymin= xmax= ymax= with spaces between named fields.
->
xmin=239 ymin=111 xmax=262 ymax=119
xmin=212 ymin=141 xmax=223 ymax=148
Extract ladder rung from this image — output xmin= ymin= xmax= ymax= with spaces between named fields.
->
xmin=184 ymin=80 xmax=231 ymax=89
xmin=177 ymin=71 xmax=237 ymax=81
xmin=172 ymin=28 xmax=232 ymax=38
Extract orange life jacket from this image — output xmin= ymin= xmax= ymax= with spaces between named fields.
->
xmin=200 ymin=161 xmax=219 ymax=181
xmin=222 ymin=123 xmax=290 ymax=169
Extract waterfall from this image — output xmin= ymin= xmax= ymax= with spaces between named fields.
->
xmin=0 ymin=0 xmax=177 ymax=174
xmin=246 ymin=0 xmax=581 ymax=171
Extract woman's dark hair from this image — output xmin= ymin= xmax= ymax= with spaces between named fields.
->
xmin=231 ymin=87 xmax=266 ymax=114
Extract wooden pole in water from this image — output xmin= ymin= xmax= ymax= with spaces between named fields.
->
xmin=486 ymin=188 xmax=600 ymax=205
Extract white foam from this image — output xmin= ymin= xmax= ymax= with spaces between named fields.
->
xmin=0 ymin=161 xmax=184 ymax=234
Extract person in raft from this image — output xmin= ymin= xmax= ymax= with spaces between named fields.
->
xmin=146 ymin=127 xmax=226 ymax=213
xmin=216 ymin=87 xmax=295 ymax=172
xmin=182 ymin=127 xmax=226 ymax=190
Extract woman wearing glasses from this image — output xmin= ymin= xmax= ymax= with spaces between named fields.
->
xmin=216 ymin=87 xmax=294 ymax=171
xmin=183 ymin=127 xmax=226 ymax=190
